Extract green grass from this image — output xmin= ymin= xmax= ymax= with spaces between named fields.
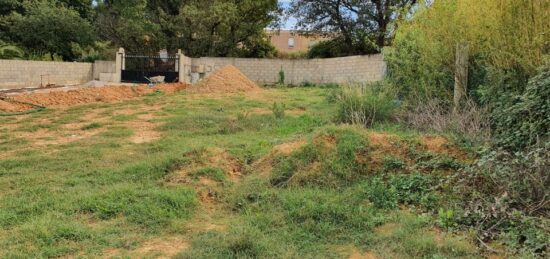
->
xmin=0 ymin=87 xmax=488 ymax=258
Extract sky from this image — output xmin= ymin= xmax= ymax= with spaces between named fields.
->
xmin=279 ymin=0 xmax=297 ymax=29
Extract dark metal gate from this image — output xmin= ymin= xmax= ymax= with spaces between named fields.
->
xmin=121 ymin=54 xmax=179 ymax=83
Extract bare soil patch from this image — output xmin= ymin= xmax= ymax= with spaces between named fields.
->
xmin=366 ymin=132 xmax=406 ymax=168
xmin=349 ymin=250 xmax=378 ymax=259
xmin=1 ymin=83 xmax=188 ymax=112
xmin=421 ymin=135 xmax=468 ymax=160
xmin=14 ymin=128 xmax=105 ymax=147
xmin=132 ymin=236 xmax=189 ymax=258
xmin=103 ymin=236 xmax=189 ymax=259
xmin=336 ymin=245 xmax=378 ymax=259
xmin=128 ymin=114 xmax=161 ymax=144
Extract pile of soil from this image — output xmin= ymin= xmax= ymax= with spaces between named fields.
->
xmin=0 ymin=83 xmax=188 ymax=112
xmin=188 ymin=65 xmax=261 ymax=94
xmin=0 ymin=99 xmax=36 ymax=113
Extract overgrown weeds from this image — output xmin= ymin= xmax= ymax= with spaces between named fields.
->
xmin=334 ymin=83 xmax=397 ymax=127
xmin=452 ymin=145 xmax=549 ymax=255
xmin=396 ymin=99 xmax=490 ymax=142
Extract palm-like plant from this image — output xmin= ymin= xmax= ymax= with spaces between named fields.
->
xmin=0 ymin=41 xmax=24 ymax=59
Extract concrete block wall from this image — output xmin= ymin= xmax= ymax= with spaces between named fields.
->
xmin=0 ymin=59 xmax=93 ymax=89
xmin=0 ymin=54 xmax=385 ymax=89
xmin=189 ymin=54 xmax=386 ymax=85
xmin=92 ymin=61 xmax=116 ymax=80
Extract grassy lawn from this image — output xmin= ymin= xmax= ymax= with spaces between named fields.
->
xmin=0 ymin=87 xmax=482 ymax=258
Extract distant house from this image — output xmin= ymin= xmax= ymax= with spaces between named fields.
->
xmin=266 ymin=30 xmax=329 ymax=54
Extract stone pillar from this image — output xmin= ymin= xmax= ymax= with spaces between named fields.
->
xmin=177 ymin=49 xmax=191 ymax=84
xmin=114 ymin=48 xmax=125 ymax=83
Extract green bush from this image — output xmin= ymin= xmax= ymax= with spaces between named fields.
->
xmin=365 ymin=178 xmax=398 ymax=209
xmin=308 ymin=37 xmax=378 ymax=58
xmin=271 ymin=102 xmax=286 ymax=119
xmin=453 ymin=145 xmax=549 ymax=254
xmin=384 ymin=30 xmax=453 ymax=102
xmin=389 ymin=173 xmax=437 ymax=207
xmin=491 ymin=67 xmax=550 ymax=150
xmin=278 ymin=67 xmax=285 ymax=85
xmin=335 ymin=83 xmax=397 ymax=127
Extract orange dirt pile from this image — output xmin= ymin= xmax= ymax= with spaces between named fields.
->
xmin=188 ymin=65 xmax=261 ymax=94
xmin=0 ymin=83 xmax=188 ymax=112
xmin=0 ymin=99 xmax=35 ymax=113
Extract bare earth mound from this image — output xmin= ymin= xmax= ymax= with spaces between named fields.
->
xmin=0 ymin=99 xmax=35 ymax=113
xmin=0 ymin=83 xmax=188 ymax=112
xmin=188 ymin=65 xmax=261 ymax=94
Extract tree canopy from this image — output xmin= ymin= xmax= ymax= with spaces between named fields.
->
xmin=287 ymin=0 xmax=418 ymax=57
xmin=0 ymin=0 xmax=281 ymax=61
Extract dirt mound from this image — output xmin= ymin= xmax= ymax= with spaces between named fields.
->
xmin=167 ymin=148 xmax=243 ymax=184
xmin=0 ymin=83 xmax=188 ymax=112
xmin=421 ymin=136 xmax=469 ymax=160
xmin=0 ymin=99 xmax=35 ymax=113
xmin=253 ymin=140 xmax=308 ymax=176
xmin=188 ymin=65 xmax=261 ymax=94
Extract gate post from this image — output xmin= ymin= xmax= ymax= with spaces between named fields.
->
xmin=177 ymin=49 xmax=190 ymax=84
xmin=114 ymin=48 xmax=125 ymax=83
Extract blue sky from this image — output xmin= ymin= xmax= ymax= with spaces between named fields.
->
xmin=279 ymin=0 xmax=297 ymax=29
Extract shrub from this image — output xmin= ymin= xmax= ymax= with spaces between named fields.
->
xmin=308 ymin=37 xmax=378 ymax=58
xmin=385 ymin=0 xmax=550 ymax=104
xmin=278 ymin=67 xmax=285 ymax=85
xmin=491 ymin=66 xmax=550 ymax=150
xmin=365 ymin=178 xmax=398 ymax=209
xmin=335 ymin=83 xmax=397 ymax=127
xmin=0 ymin=40 xmax=24 ymax=59
xmin=384 ymin=29 xmax=453 ymax=102
xmin=396 ymin=99 xmax=490 ymax=141
xmin=271 ymin=102 xmax=286 ymax=119
xmin=453 ymin=145 xmax=549 ymax=254
xmin=389 ymin=173 xmax=437 ymax=207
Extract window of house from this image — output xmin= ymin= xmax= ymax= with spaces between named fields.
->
xmin=288 ymin=37 xmax=295 ymax=48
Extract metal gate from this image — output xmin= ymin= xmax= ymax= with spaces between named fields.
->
xmin=121 ymin=54 xmax=179 ymax=83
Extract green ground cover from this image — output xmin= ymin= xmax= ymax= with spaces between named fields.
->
xmin=0 ymin=87 xmax=497 ymax=258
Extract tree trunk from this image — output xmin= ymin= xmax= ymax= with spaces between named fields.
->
xmin=454 ymin=43 xmax=469 ymax=114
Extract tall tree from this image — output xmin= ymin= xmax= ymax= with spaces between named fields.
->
xmin=287 ymin=0 xmax=417 ymax=55
xmin=95 ymin=0 xmax=280 ymax=57
xmin=95 ymin=0 xmax=164 ymax=54
xmin=7 ymin=0 xmax=96 ymax=60
xmin=58 ymin=0 xmax=94 ymax=21
xmin=174 ymin=0 xmax=280 ymax=57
